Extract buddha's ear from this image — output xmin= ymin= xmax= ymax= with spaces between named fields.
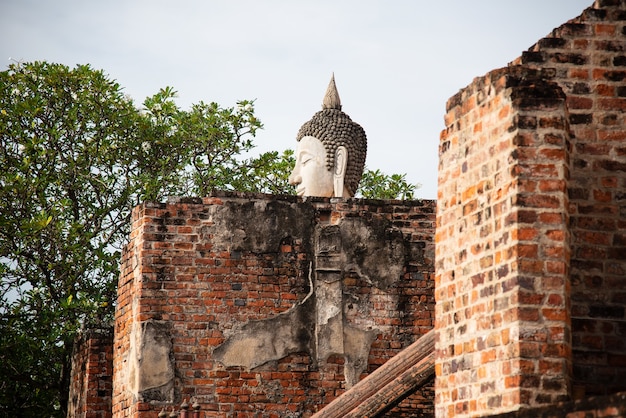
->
xmin=333 ymin=146 xmax=348 ymax=197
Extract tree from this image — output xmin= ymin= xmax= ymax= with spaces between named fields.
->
xmin=0 ymin=61 xmax=144 ymax=416
xmin=0 ymin=61 xmax=418 ymax=416
xmin=0 ymin=62 xmax=264 ymax=417
xmin=138 ymin=87 xmax=266 ymax=198
xmin=357 ymin=168 xmax=420 ymax=200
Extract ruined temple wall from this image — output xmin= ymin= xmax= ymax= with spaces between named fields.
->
xmin=112 ymin=192 xmax=436 ymax=418
xmin=436 ymin=0 xmax=626 ymax=416
xmin=68 ymin=328 xmax=113 ymax=418
xmin=436 ymin=66 xmax=572 ymax=417
xmin=510 ymin=0 xmax=626 ymax=397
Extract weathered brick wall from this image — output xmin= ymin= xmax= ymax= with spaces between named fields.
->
xmin=510 ymin=0 xmax=626 ymax=398
xmin=68 ymin=328 xmax=113 ymax=418
xmin=436 ymin=0 xmax=626 ymax=416
xmin=112 ymin=192 xmax=436 ymax=418
xmin=492 ymin=391 xmax=626 ymax=418
xmin=436 ymin=66 xmax=572 ymax=417
xmin=380 ymin=383 xmax=435 ymax=417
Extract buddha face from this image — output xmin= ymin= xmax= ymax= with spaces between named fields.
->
xmin=289 ymin=136 xmax=334 ymax=197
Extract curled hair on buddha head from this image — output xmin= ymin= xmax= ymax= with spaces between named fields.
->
xmin=296 ymin=74 xmax=368 ymax=196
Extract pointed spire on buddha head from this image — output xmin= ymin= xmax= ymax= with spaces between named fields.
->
xmin=322 ymin=73 xmax=342 ymax=111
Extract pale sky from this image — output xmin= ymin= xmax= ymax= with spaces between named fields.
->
xmin=1 ymin=0 xmax=593 ymax=199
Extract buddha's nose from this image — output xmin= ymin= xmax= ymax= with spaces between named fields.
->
xmin=288 ymin=171 xmax=302 ymax=186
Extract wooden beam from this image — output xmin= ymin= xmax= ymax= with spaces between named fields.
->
xmin=312 ymin=329 xmax=435 ymax=418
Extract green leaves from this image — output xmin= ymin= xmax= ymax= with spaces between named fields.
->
xmin=1 ymin=62 xmax=138 ymax=417
xmin=232 ymin=149 xmax=297 ymax=195
xmin=134 ymin=91 xmax=267 ymax=199
xmin=357 ymin=168 xmax=420 ymax=200
xmin=179 ymin=99 xmax=264 ymax=196
xmin=20 ymin=210 xmax=53 ymax=234
xmin=0 ymin=62 xmax=275 ymax=416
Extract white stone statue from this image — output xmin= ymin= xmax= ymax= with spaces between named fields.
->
xmin=289 ymin=75 xmax=367 ymax=198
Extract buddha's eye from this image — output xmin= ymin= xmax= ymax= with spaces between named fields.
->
xmin=301 ymin=154 xmax=313 ymax=166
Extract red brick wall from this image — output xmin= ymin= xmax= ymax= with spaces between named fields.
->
xmin=491 ymin=391 xmax=626 ymax=418
xmin=380 ymin=384 xmax=435 ymax=417
xmin=510 ymin=0 xmax=626 ymax=398
xmin=436 ymin=0 xmax=626 ymax=416
xmin=113 ymin=193 xmax=436 ymax=418
xmin=436 ymin=67 xmax=572 ymax=417
xmin=68 ymin=328 xmax=113 ymax=418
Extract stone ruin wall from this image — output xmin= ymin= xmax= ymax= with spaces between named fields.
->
xmin=111 ymin=193 xmax=436 ymax=417
xmin=436 ymin=0 xmax=626 ymax=416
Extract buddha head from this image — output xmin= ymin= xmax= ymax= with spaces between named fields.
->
xmin=289 ymin=75 xmax=367 ymax=198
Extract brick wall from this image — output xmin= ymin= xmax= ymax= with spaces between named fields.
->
xmin=436 ymin=0 xmax=626 ymax=416
xmin=381 ymin=387 xmax=435 ymax=417
xmin=436 ymin=66 xmax=572 ymax=417
xmin=68 ymin=328 xmax=113 ymax=418
xmin=112 ymin=192 xmax=436 ymax=417
xmin=511 ymin=0 xmax=626 ymax=398
xmin=492 ymin=391 xmax=626 ymax=418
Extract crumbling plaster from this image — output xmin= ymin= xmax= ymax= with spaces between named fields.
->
xmin=127 ymin=320 xmax=175 ymax=402
xmin=205 ymin=199 xmax=422 ymax=388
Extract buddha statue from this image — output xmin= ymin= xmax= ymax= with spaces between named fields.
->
xmin=289 ymin=75 xmax=367 ymax=198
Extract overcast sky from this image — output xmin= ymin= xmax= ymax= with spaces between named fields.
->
xmin=1 ymin=0 xmax=592 ymax=199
